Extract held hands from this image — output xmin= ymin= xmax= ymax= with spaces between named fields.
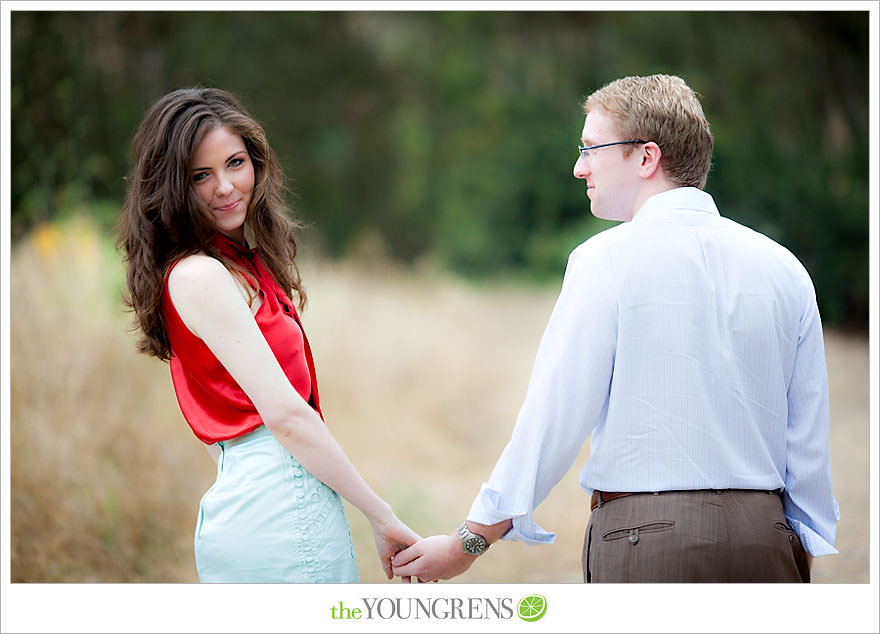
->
xmin=391 ymin=519 xmax=510 ymax=582
xmin=370 ymin=512 xmax=422 ymax=580
xmin=390 ymin=533 xmax=477 ymax=582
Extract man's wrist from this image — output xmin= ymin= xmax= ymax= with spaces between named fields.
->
xmin=466 ymin=518 xmax=513 ymax=543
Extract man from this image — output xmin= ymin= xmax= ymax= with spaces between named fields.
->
xmin=391 ymin=74 xmax=839 ymax=583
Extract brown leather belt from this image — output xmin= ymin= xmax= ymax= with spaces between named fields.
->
xmin=590 ymin=489 xmax=783 ymax=511
xmin=590 ymin=490 xmax=638 ymax=511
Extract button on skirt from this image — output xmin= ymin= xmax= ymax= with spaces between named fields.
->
xmin=194 ymin=425 xmax=360 ymax=583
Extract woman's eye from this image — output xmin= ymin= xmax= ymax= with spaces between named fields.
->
xmin=192 ymin=172 xmax=209 ymax=183
xmin=229 ymin=158 xmax=245 ymax=168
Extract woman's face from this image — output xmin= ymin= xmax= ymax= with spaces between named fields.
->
xmin=191 ymin=125 xmax=255 ymax=245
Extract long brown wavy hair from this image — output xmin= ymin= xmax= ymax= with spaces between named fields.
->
xmin=117 ymin=87 xmax=306 ymax=361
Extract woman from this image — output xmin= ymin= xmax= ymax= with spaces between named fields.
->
xmin=117 ymin=87 xmax=417 ymax=582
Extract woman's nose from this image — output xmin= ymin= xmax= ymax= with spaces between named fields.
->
xmin=215 ymin=174 xmax=234 ymax=196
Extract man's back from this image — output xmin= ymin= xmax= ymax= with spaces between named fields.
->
xmin=578 ymin=187 xmax=836 ymax=554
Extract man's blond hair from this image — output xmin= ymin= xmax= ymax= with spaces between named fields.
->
xmin=584 ymin=74 xmax=713 ymax=189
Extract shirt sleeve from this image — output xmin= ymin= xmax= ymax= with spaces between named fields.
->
xmin=467 ymin=240 xmax=619 ymax=544
xmin=783 ymin=275 xmax=840 ymax=556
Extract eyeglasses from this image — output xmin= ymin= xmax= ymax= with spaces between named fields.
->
xmin=577 ymin=139 xmax=647 ymax=160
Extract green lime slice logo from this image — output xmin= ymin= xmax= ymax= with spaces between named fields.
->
xmin=517 ymin=594 xmax=547 ymax=622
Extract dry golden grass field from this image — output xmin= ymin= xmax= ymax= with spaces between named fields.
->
xmin=9 ymin=218 xmax=871 ymax=584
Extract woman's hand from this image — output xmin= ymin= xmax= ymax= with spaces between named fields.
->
xmin=369 ymin=510 xmax=421 ymax=580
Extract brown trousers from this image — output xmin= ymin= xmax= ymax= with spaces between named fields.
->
xmin=583 ymin=489 xmax=810 ymax=583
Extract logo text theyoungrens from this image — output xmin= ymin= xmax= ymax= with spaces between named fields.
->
xmin=330 ymin=597 xmax=515 ymax=620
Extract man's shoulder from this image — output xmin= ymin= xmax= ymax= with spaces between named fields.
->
xmin=719 ymin=216 xmax=807 ymax=270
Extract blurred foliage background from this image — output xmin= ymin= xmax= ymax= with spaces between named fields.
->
xmin=10 ymin=9 xmax=870 ymax=329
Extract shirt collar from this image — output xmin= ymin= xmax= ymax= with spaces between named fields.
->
xmin=632 ymin=187 xmax=720 ymax=222
xmin=211 ymin=231 xmax=257 ymax=260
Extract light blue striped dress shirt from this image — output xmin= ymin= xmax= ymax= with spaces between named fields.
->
xmin=468 ymin=187 xmax=839 ymax=556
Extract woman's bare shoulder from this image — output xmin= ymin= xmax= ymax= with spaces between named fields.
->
xmin=168 ymin=253 xmax=258 ymax=319
xmin=168 ymin=253 xmax=233 ymax=291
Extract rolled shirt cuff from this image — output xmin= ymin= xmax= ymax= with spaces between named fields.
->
xmin=788 ymin=518 xmax=839 ymax=556
xmin=467 ymin=483 xmax=555 ymax=545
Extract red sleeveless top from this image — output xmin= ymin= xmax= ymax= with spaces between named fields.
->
xmin=161 ymin=232 xmax=322 ymax=443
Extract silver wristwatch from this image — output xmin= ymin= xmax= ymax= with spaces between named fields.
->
xmin=457 ymin=522 xmax=490 ymax=556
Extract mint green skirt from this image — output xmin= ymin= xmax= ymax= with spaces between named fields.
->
xmin=194 ymin=425 xmax=360 ymax=583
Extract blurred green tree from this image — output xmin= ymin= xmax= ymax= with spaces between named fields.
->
xmin=9 ymin=10 xmax=869 ymax=329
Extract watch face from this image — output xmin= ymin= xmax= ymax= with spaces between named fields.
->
xmin=463 ymin=536 xmax=486 ymax=554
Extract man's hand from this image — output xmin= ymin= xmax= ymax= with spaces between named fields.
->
xmin=391 ymin=534 xmax=477 ymax=582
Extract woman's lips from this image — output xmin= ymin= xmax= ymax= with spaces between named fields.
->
xmin=215 ymin=199 xmax=241 ymax=212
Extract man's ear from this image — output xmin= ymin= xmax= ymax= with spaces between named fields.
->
xmin=639 ymin=142 xmax=663 ymax=179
